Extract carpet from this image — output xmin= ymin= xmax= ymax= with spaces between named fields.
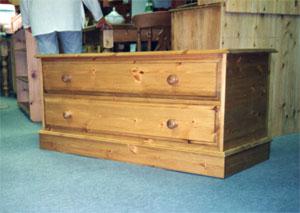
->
xmin=1 ymin=97 xmax=299 ymax=213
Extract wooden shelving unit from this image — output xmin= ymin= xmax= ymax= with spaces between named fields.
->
xmin=12 ymin=29 xmax=42 ymax=122
xmin=171 ymin=0 xmax=300 ymax=136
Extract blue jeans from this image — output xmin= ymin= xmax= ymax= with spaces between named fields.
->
xmin=35 ymin=31 xmax=82 ymax=54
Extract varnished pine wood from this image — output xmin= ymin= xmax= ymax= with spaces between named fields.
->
xmin=171 ymin=5 xmax=221 ymax=50
xmin=40 ymin=129 xmax=222 ymax=155
xmin=172 ymin=3 xmax=300 ymax=136
xmin=225 ymin=142 xmax=270 ymax=177
xmin=43 ymin=60 xmax=219 ymax=98
xmin=24 ymin=31 xmax=42 ymax=122
xmin=39 ymin=50 xmax=272 ymax=178
xmin=37 ymin=49 xmax=229 ymax=58
xmin=39 ymin=130 xmax=270 ymax=178
xmin=12 ymin=29 xmax=42 ymax=122
xmin=198 ymin=0 xmax=300 ymax=15
xmin=44 ymin=95 xmax=218 ymax=143
xmin=40 ymin=131 xmax=226 ymax=178
xmin=224 ymin=52 xmax=269 ymax=150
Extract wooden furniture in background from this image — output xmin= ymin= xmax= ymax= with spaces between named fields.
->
xmin=197 ymin=0 xmax=300 ymax=15
xmin=83 ymin=24 xmax=162 ymax=52
xmin=0 ymin=37 xmax=9 ymax=96
xmin=12 ymin=29 xmax=42 ymax=121
xmin=171 ymin=0 xmax=300 ymax=137
xmin=12 ymin=30 xmax=27 ymax=106
xmin=39 ymin=49 xmax=274 ymax=178
xmin=83 ymin=24 xmax=135 ymax=52
xmin=132 ymin=11 xmax=171 ymax=51
xmin=4 ymin=14 xmax=22 ymax=34
xmin=106 ymin=0 xmax=132 ymax=23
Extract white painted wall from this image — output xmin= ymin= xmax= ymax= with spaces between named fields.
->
xmin=131 ymin=0 xmax=147 ymax=16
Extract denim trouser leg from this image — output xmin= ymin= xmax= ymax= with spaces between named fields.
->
xmin=35 ymin=31 xmax=82 ymax=54
xmin=35 ymin=32 xmax=59 ymax=54
xmin=58 ymin=31 xmax=82 ymax=54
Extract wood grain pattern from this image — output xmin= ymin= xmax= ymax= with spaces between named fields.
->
xmin=40 ymin=131 xmax=226 ymax=178
xmin=12 ymin=30 xmax=27 ymax=77
xmin=224 ymin=52 xmax=269 ymax=150
xmin=39 ymin=50 xmax=272 ymax=178
xmin=24 ymin=31 xmax=42 ymax=122
xmin=198 ymin=0 xmax=300 ymax=15
xmin=12 ymin=29 xmax=42 ymax=122
xmin=12 ymin=30 xmax=29 ymax=107
xmin=171 ymin=5 xmax=221 ymax=50
xmin=16 ymin=78 xmax=29 ymax=102
xmin=172 ymin=3 xmax=300 ymax=136
xmin=40 ymin=129 xmax=222 ymax=156
xmin=44 ymin=95 xmax=218 ymax=143
xmin=221 ymin=11 xmax=300 ymax=136
xmin=43 ymin=60 xmax=220 ymax=98
xmin=294 ymin=19 xmax=300 ymax=134
xmin=225 ymin=142 xmax=270 ymax=177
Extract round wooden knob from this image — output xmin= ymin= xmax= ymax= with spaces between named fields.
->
xmin=167 ymin=74 xmax=179 ymax=86
xmin=61 ymin=74 xmax=72 ymax=83
xmin=62 ymin=111 xmax=72 ymax=119
xmin=166 ymin=119 xmax=178 ymax=129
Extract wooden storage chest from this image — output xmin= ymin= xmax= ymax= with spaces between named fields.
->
xmin=39 ymin=49 xmax=273 ymax=178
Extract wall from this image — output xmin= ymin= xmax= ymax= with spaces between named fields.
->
xmin=132 ymin=0 xmax=172 ymax=16
xmin=220 ymin=9 xmax=300 ymax=136
xmin=131 ymin=0 xmax=147 ymax=16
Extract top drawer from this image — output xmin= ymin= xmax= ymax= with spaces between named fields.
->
xmin=43 ymin=60 xmax=219 ymax=98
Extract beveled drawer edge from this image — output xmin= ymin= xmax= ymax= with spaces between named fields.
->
xmin=44 ymin=90 xmax=220 ymax=101
xmin=43 ymin=93 xmax=221 ymax=106
xmin=44 ymin=125 xmax=219 ymax=146
xmin=39 ymin=130 xmax=225 ymax=157
xmin=47 ymin=125 xmax=216 ymax=144
xmin=37 ymin=50 xmax=227 ymax=59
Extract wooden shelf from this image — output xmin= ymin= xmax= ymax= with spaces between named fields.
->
xmin=13 ymin=29 xmax=42 ymax=122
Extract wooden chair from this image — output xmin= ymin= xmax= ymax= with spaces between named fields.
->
xmin=132 ymin=11 xmax=171 ymax=51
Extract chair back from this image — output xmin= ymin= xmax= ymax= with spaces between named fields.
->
xmin=132 ymin=11 xmax=171 ymax=51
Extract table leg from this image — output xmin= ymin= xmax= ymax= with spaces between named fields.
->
xmin=1 ymin=40 xmax=9 ymax=96
xmin=101 ymin=29 xmax=114 ymax=52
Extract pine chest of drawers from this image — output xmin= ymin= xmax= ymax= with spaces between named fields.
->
xmin=39 ymin=49 xmax=274 ymax=178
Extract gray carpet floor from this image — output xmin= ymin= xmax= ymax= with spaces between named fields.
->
xmin=1 ymin=97 xmax=299 ymax=213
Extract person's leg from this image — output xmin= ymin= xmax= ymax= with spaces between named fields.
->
xmin=58 ymin=31 xmax=82 ymax=54
xmin=35 ymin=32 xmax=59 ymax=54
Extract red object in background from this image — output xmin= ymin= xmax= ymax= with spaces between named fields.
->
xmin=0 ymin=0 xmax=10 ymax=3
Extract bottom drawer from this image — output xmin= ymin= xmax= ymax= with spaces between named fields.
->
xmin=44 ymin=96 xmax=218 ymax=143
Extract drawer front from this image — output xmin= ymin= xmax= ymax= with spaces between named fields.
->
xmin=43 ymin=61 xmax=219 ymax=97
xmin=45 ymin=96 xmax=218 ymax=143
